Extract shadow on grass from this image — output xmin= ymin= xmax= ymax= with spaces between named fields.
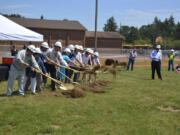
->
xmin=0 ymin=90 xmax=19 ymax=97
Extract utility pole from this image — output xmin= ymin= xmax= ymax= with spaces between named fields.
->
xmin=94 ymin=0 xmax=98 ymax=51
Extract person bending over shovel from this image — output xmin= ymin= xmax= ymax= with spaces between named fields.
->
xmin=6 ymin=45 xmax=40 ymax=96
xmin=24 ymin=48 xmax=47 ymax=94
xmin=46 ymin=41 xmax=68 ymax=91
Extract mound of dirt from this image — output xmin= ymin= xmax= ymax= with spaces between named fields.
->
xmin=38 ymin=80 xmax=109 ymax=98
xmin=71 ymin=88 xmax=86 ymax=98
xmin=61 ymin=88 xmax=86 ymax=98
xmin=75 ymin=80 xmax=109 ymax=93
xmin=105 ymin=59 xmax=115 ymax=66
xmin=157 ymin=106 xmax=180 ymax=112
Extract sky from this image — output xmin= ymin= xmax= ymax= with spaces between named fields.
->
xmin=0 ymin=0 xmax=180 ymax=31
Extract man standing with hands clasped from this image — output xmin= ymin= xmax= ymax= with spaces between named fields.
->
xmin=150 ymin=45 xmax=162 ymax=80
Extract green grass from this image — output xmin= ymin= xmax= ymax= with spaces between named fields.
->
xmin=0 ymin=66 xmax=180 ymax=135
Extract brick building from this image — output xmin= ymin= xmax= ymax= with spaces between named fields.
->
xmin=0 ymin=17 xmax=124 ymax=49
xmin=85 ymin=31 xmax=124 ymax=48
xmin=7 ymin=17 xmax=87 ymax=47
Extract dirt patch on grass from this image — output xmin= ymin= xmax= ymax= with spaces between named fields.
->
xmin=61 ymin=88 xmax=86 ymax=98
xmin=77 ymin=80 xmax=109 ymax=93
xmin=157 ymin=106 xmax=180 ymax=112
xmin=38 ymin=91 xmax=63 ymax=97
xmin=38 ymin=80 xmax=109 ymax=98
xmin=51 ymin=125 xmax=60 ymax=129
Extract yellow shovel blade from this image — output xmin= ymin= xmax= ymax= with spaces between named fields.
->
xmin=59 ymin=83 xmax=75 ymax=91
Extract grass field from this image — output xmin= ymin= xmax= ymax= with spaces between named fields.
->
xmin=0 ymin=65 xmax=180 ymax=135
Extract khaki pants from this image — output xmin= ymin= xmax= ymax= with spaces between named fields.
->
xmin=6 ymin=65 xmax=25 ymax=96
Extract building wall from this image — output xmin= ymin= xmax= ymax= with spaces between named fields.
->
xmin=0 ymin=28 xmax=86 ymax=47
xmin=30 ymin=28 xmax=85 ymax=47
xmin=85 ymin=38 xmax=123 ymax=48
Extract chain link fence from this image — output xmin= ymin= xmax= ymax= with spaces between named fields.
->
xmin=98 ymin=48 xmax=180 ymax=62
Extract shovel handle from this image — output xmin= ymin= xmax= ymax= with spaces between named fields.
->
xmin=31 ymin=67 xmax=62 ymax=85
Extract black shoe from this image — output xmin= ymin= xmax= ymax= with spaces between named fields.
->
xmin=52 ymin=88 xmax=56 ymax=91
xmin=19 ymin=94 xmax=25 ymax=97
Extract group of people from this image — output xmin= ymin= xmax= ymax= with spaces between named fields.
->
xmin=6 ymin=41 xmax=101 ymax=96
xmin=126 ymin=44 xmax=180 ymax=80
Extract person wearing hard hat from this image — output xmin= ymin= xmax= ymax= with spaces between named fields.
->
xmin=150 ymin=45 xmax=162 ymax=80
xmin=93 ymin=52 xmax=101 ymax=66
xmin=88 ymin=49 xmax=94 ymax=82
xmin=127 ymin=47 xmax=137 ymax=71
xmin=82 ymin=48 xmax=93 ymax=82
xmin=73 ymin=45 xmax=84 ymax=82
xmin=40 ymin=42 xmax=51 ymax=88
xmin=46 ymin=41 xmax=68 ymax=90
xmin=6 ymin=45 xmax=40 ymax=96
xmin=65 ymin=45 xmax=84 ymax=83
xmin=74 ymin=45 xmax=84 ymax=81
xmin=24 ymin=48 xmax=47 ymax=94
xmin=92 ymin=51 xmax=101 ymax=80
xmin=67 ymin=44 xmax=74 ymax=52
xmin=168 ymin=49 xmax=175 ymax=71
xmin=57 ymin=48 xmax=77 ymax=82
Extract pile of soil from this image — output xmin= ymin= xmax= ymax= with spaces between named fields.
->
xmin=105 ymin=59 xmax=127 ymax=68
xmin=61 ymin=88 xmax=86 ymax=98
xmin=38 ymin=80 xmax=109 ymax=98
xmin=105 ymin=59 xmax=115 ymax=66
xmin=157 ymin=106 xmax=180 ymax=112
xmin=76 ymin=80 xmax=109 ymax=93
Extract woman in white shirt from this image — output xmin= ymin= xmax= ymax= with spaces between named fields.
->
xmin=82 ymin=48 xmax=93 ymax=82
xmin=92 ymin=52 xmax=101 ymax=80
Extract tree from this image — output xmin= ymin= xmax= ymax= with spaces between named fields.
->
xmin=119 ymin=25 xmax=131 ymax=42
xmin=2 ymin=13 xmax=24 ymax=18
xmin=128 ymin=26 xmax=140 ymax=44
xmin=174 ymin=22 xmax=180 ymax=40
xmin=63 ymin=18 xmax=69 ymax=21
xmin=103 ymin=16 xmax=118 ymax=32
xmin=40 ymin=15 xmax=44 ymax=19
xmin=119 ymin=26 xmax=139 ymax=44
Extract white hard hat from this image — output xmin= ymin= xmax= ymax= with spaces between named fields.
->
xmin=89 ymin=49 xmax=94 ymax=54
xmin=64 ymin=48 xmax=71 ymax=53
xmin=74 ymin=45 xmax=80 ymax=50
xmin=79 ymin=45 xmax=83 ymax=51
xmin=86 ymin=48 xmax=93 ymax=54
xmin=34 ymin=48 xmax=42 ymax=54
xmin=27 ymin=45 xmax=36 ymax=53
xmin=67 ymin=44 xmax=74 ymax=51
xmin=156 ymin=45 xmax=161 ymax=49
xmin=171 ymin=49 xmax=174 ymax=52
xmin=54 ymin=41 xmax=62 ymax=48
xmin=86 ymin=48 xmax=91 ymax=53
xmin=41 ymin=42 xmax=49 ymax=49
xmin=94 ymin=52 xmax=99 ymax=57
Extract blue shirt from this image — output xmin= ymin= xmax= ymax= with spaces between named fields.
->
xmin=40 ymin=53 xmax=48 ymax=62
xmin=150 ymin=50 xmax=162 ymax=62
xmin=69 ymin=52 xmax=76 ymax=60
xmin=36 ymin=57 xmax=47 ymax=73
xmin=61 ymin=54 xmax=70 ymax=65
